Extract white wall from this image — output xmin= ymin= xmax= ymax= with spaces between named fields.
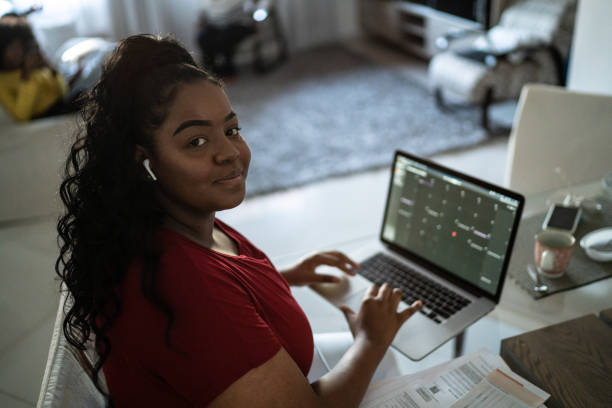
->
xmin=274 ymin=0 xmax=360 ymax=51
xmin=335 ymin=0 xmax=360 ymax=40
xmin=107 ymin=0 xmax=201 ymax=56
xmin=567 ymin=0 xmax=612 ymax=96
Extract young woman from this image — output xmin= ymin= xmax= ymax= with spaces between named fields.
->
xmin=56 ymin=34 xmax=422 ymax=407
xmin=0 ymin=15 xmax=68 ymax=121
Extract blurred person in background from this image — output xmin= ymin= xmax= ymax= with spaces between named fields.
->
xmin=0 ymin=11 xmax=77 ymax=121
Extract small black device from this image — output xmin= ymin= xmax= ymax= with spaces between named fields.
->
xmin=542 ymin=204 xmax=581 ymax=234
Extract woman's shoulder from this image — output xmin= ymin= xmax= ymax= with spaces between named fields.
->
xmin=214 ymin=218 xmax=245 ymax=244
xmin=146 ymin=225 xmax=276 ymax=295
xmin=156 ymin=227 xmax=233 ymax=273
xmin=124 ymin=229 xmax=231 ymax=288
xmin=214 ymin=218 xmax=269 ymax=260
xmin=122 ymin=231 xmax=244 ymax=312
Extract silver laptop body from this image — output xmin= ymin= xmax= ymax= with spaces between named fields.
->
xmin=313 ymin=150 xmax=524 ymax=360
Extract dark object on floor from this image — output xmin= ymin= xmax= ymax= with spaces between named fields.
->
xmin=197 ymin=22 xmax=256 ymax=77
xmin=501 ymin=312 xmax=612 ymax=408
xmin=196 ymin=0 xmax=287 ymax=76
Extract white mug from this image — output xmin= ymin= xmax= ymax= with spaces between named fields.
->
xmin=534 ymin=230 xmax=575 ymax=278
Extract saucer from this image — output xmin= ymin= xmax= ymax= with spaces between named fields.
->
xmin=602 ymin=171 xmax=612 ymax=201
xmin=539 ymin=268 xmax=565 ymax=279
xmin=580 ymin=227 xmax=612 ymax=262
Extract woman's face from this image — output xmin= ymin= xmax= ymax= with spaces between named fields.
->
xmin=148 ymin=80 xmax=251 ymax=218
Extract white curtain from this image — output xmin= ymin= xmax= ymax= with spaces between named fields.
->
xmin=106 ymin=0 xmax=352 ymax=53
xmin=11 ymin=0 xmax=109 ymax=36
xmin=106 ymin=0 xmax=202 ymax=56
xmin=21 ymin=0 xmax=358 ymax=57
xmin=12 ymin=0 xmax=110 ymax=56
xmin=277 ymin=0 xmax=340 ymax=51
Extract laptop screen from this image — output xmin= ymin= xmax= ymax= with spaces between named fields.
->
xmin=381 ymin=152 xmax=523 ymax=297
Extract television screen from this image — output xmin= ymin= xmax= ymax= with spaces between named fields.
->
xmin=429 ymin=0 xmax=490 ymax=27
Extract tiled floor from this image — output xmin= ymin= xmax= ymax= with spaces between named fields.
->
xmin=0 ymin=38 xmax=513 ymax=406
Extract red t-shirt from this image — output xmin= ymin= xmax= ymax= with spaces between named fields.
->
xmin=102 ymin=220 xmax=313 ymax=407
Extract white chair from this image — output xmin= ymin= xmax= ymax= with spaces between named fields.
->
xmin=429 ymin=0 xmax=576 ymax=130
xmin=37 ymin=290 xmax=107 ymax=408
xmin=504 ymin=84 xmax=612 ymax=195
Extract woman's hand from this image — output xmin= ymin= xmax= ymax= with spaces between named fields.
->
xmin=340 ymin=283 xmax=422 ymax=349
xmin=280 ymin=251 xmax=359 ymax=286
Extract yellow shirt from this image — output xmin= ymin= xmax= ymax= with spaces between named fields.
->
xmin=0 ymin=68 xmax=68 ymax=122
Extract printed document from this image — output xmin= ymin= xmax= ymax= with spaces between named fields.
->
xmin=360 ymin=349 xmax=548 ymax=408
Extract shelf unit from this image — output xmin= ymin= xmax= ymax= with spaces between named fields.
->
xmin=359 ymin=0 xmax=487 ymax=59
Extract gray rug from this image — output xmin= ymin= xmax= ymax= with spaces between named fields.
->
xmin=225 ymin=45 xmax=489 ymax=196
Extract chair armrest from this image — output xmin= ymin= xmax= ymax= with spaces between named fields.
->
xmin=452 ymin=42 xmax=562 ymax=77
xmin=435 ymin=29 xmax=483 ymax=51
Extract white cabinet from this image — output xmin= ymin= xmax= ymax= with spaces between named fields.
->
xmin=359 ymin=0 xmax=485 ymax=59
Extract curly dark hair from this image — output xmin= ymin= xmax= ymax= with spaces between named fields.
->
xmin=55 ymin=34 xmax=221 ymax=403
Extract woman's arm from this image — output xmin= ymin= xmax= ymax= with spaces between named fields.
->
xmin=0 ymin=76 xmax=38 ymax=121
xmin=209 ymin=283 xmax=422 ymax=407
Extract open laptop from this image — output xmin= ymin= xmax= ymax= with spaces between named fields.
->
xmin=312 ymin=150 xmax=524 ymax=360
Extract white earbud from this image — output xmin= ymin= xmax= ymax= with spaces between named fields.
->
xmin=143 ymin=159 xmax=157 ymax=181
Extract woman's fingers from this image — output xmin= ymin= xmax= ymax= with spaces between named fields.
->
xmin=367 ymin=283 xmax=401 ymax=304
xmin=365 ymin=283 xmax=379 ymax=298
xmin=399 ymin=300 xmax=423 ymax=324
xmin=310 ymin=251 xmax=359 ymax=276
xmin=326 ymin=251 xmax=360 ymax=273
xmin=355 ymin=285 xmax=421 ymax=348
xmin=391 ymin=288 xmax=403 ymax=309
xmin=378 ymin=283 xmax=392 ymax=300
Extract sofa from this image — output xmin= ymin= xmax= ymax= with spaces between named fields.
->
xmin=0 ymin=19 xmax=114 ymax=222
xmin=0 ymin=111 xmax=78 ymax=222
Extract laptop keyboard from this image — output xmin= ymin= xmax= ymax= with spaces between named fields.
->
xmin=359 ymin=253 xmax=471 ymax=324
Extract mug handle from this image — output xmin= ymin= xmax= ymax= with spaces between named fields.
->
xmin=540 ymin=250 xmax=555 ymax=271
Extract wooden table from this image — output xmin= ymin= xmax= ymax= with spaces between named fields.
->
xmin=501 ymin=309 xmax=612 ymax=408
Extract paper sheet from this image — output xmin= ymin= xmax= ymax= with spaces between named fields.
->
xmin=451 ymin=369 xmax=549 ymax=408
xmin=360 ymin=349 xmax=549 ymax=408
